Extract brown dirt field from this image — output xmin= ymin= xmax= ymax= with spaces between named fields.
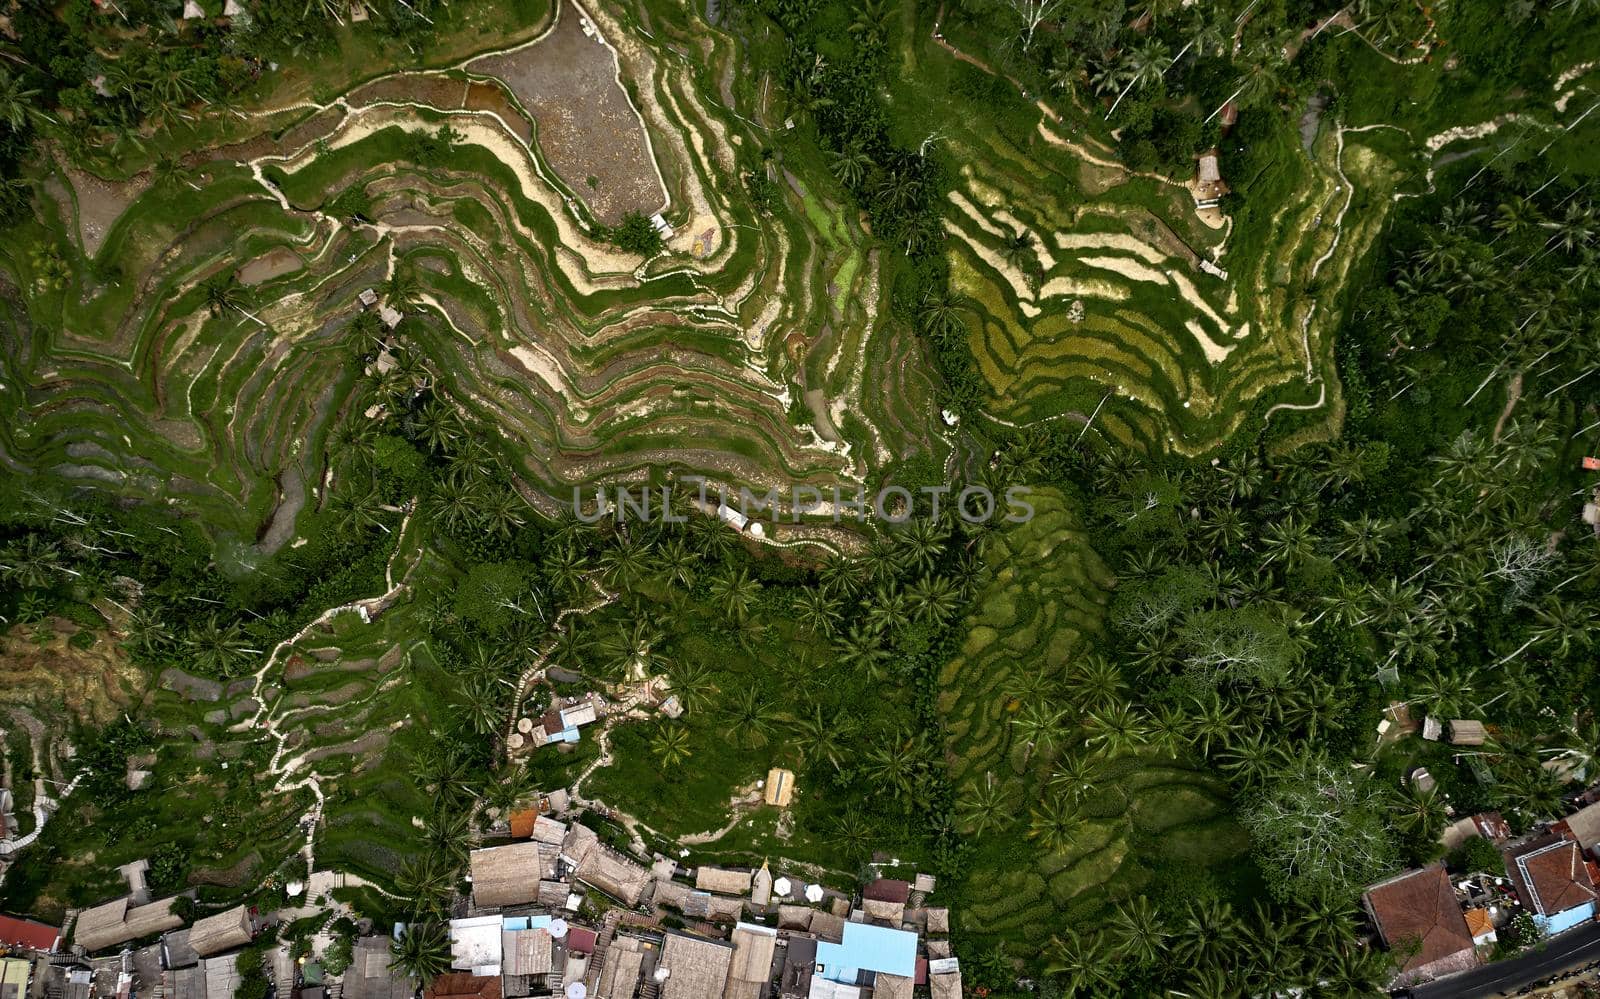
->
xmin=0 ymin=620 xmax=144 ymax=726
xmin=61 ymin=163 xmax=153 ymax=258
xmin=464 ymin=81 xmax=535 ymax=145
xmin=467 ymin=0 xmax=666 ymax=224
xmin=237 ymin=246 xmax=304 ymax=285
xmin=347 ymin=73 xmax=466 ymax=111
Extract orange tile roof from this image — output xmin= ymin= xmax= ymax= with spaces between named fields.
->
xmin=508 ymin=808 xmax=539 ymax=839
xmin=1464 ymin=908 xmax=1493 ymax=937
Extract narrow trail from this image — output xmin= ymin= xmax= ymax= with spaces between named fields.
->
xmin=0 ymin=708 xmax=81 ymax=862
xmin=233 ymin=502 xmax=423 ymax=869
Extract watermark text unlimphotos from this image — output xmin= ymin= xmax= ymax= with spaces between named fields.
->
xmin=573 ymin=477 xmax=1033 ymax=525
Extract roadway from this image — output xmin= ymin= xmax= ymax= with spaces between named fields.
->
xmin=1411 ymin=922 xmax=1600 ymax=998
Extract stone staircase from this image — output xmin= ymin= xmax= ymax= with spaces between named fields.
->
xmin=583 ymin=909 xmax=623 ymax=981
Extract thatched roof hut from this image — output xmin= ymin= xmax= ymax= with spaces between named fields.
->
xmin=695 ymin=867 xmax=752 ymax=896
xmin=657 ymin=933 xmax=733 ymax=999
xmin=73 ymin=897 xmax=183 ymax=952
xmin=189 ymin=906 xmax=252 ymax=958
xmin=468 ymin=842 xmax=548 ymax=908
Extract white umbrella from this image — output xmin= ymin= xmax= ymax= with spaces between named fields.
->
xmin=565 ymin=984 xmax=586 ymax=999
xmin=804 ymin=884 xmax=824 ymax=903
xmin=773 ymin=877 xmax=792 ymax=898
xmin=549 ymin=918 xmax=569 ymax=939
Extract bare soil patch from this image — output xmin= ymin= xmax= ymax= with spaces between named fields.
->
xmin=160 ymin=668 xmax=225 ymax=702
xmin=61 ymin=163 xmax=152 ymax=258
xmin=0 ymin=622 xmax=143 ymax=725
xmin=466 ymin=0 xmax=666 ymax=224
xmin=348 ymin=74 xmax=466 ymax=111
xmin=464 ymin=81 xmax=534 ymax=145
xmin=238 ymin=246 xmax=304 ymax=285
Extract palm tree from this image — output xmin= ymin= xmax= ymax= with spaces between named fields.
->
xmin=390 ymin=923 xmax=450 ymax=986
xmin=1085 ymin=700 xmax=1149 ymax=757
xmin=831 ymin=809 xmax=873 ymax=860
xmin=1011 ymin=701 xmax=1069 ymax=764
xmin=650 ymin=723 xmax=692 ymax=768
xmin=1108 ymin=895 xmax=1163 ymax=966
xmin=600 ymin=537 xmax=651 ymax=587
xmin=413 ymin=398 xmax=464 ymax=453
xmin=836 ymin=622 xmax=890 ymax=679
xmin=1048 ymin=753 xmax=1102 ymax=803
xmin=385 ymin=267 xmax=422 ymax=312
xmin=1171 ymin=897 xmax=1242 ymax=967
xmin=895 ymin=518 xmax=947 ymax=575
xmin=793 ymin=588 xmax=843 ymax=637
xmin=186 ymin=615 xmax=256 ymax=677
xmin=722 ymin=688 xmax=779 ymax=749
xmin=667 ymin=660 xmax=715 ymax=714
xmin=652 ymin=537 xmax=700 ymax=589
xmin=479 ymin=488 xmax=527 ymax=541
xmin=430 ymin=470 xmax=484 ymax=535
xmin=955 ymin=771 xmax=1012 ymax=836
xmin=394 ymin=857 xmax=456 ymax=920
xmin=0 ymin=534 xmax=65 ymax=588
xmin=1187 ymin=689 xmax=1238 ymax=757
xmin=1392 ymin=781 xmax=1449 ymax=841
xmin=864 ymin=730 xmax=930 ymax=804
xmin=916 ymin=290 xmax=968 ymax=346
xmin=1067 ymin=654 xmax=1126 ymax=711
xmin=1531 ymin=596 xmax=1592 ymax=658
xmin=604 ymin=619 xmax=666 ymax=681
xmin=421 ymin=808 xmax=473 ymax=866
xmin=455 ymin=672 xmax=504 ymax=737
xmin=827 ymin=142 xmax=873 ymax=189
xmin=1001 ymin=229 xmax=1035 ymax=269
xmin=905 ymin=574 xmax=962 ymax=625
xmin=1105 ymin=38 xmax=1173 ymax=119
xmin=202 ymin=274 xmax=244 ymax=317
xmin=708 ymin=566 xmax=762 ymax=622
xmin=1043 ymin=928 xmax=1116 ymax=991
xmin=793 ymin=702 xmax=851 ymax=772
xmin=1026 ymin=793 xmax=1081 ymax=853
xmin=0 ymin=68 xmax=44 ymax=131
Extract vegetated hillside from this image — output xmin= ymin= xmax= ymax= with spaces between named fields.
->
xmin=0 ymin=0 xmax=1597 ymax=993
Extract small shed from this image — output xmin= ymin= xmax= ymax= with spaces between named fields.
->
xmin=695 ymin=867 xmax=753 ymax=896
xmin=1449 ymin=720 xmax=1488 ymax=746
xmin=764 ymin=769 xmax=795 ymax=808
xmin=188 ymin=906 xmax=253 ymax=958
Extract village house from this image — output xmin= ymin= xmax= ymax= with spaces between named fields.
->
xmin=1503 ymin=833 xmax=1600 ymax=935
xmin=73 ymin=897 xmax=184 ymax=953
xmin=0 ymin=913 xmax=62 ymax=952
xmin=656 ymin=932 xmax=734 ymax=999
xmin=695 ymin=867 xmax=753 ymax=897
xmin=1361 ymin=864 xmax=1479 ymax=986
xmin=723 ymin=923 xmax=777 ymax=999
xmin=469 ymin=841 xmax=560 ymax=909
xmin=342 ymin=938 xmax=415 ymax=999
xmin=811 ymin=922 xmax=919 ymax=994
xmin=1556 ymin=799 xmax=1600 ymax=857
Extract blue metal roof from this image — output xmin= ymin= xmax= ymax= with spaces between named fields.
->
xmin=814 ymin=923 xmax=918 ymax=983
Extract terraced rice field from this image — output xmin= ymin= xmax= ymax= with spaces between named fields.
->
xmin=0 ymin=0 xmax=942 ymax=551
xmin=939 ymin=117 xmax=1393 ymax=453
xmin=940 ymin=488 xmax=1247 ymax=949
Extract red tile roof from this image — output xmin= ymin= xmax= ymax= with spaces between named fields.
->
xmin=1507 ymin=837 xmax=1598 ymax=916
xmin=1363 ymin=865 xmax=1476 ymax=974
xmin=425 ymin=975 xmax=500 ymax=999
xmin=0 ymin=914 xmax=62 ymax=951
xmin=564 ymin=927 xmax=597 ymax=955
xmin=863 ymin=879 xmax=910 ymax=904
